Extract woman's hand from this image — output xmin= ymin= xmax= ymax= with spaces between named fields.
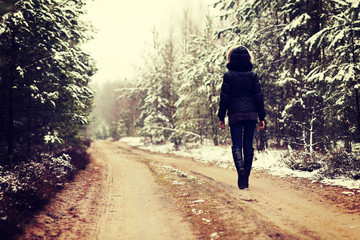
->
xmin=219 ymin=121 xmax=226 ymax=130
xmin=259 ymin=121 xmax=265 ymax=131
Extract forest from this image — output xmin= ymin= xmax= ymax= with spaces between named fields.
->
xmin=0 ymin=0 xmax=94 ymax=235
xmin=0 ymin=0 xmax=95 ymax=163
xmin=93 ymin=0 xmax=360 ymax=156
xmin=0 ymin=0 xmax=359 ymax=236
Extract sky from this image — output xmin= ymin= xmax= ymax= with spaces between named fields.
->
xmin=81 ymin=0 xmax=210 ymax=84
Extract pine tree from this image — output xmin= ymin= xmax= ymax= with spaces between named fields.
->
xmin=175 ymin=13 xmax=230 ymax=146
xmin=133 ymin=29 xmax=179 ymax=144
xmin=213 ymin=0 xmax=360 ymax=152
xmin=306 ymin=0 xmax=360 ymax=150
xmin=0 ymin=0 xmax=95 ymax=162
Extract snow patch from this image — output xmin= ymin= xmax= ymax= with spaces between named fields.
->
xmin=191 ymin=209 xmax=203 ymax=215
xmin=342 ymin=191 xmax=355 ymax=196
xmin=202 ymin=218 xmax=211 ymax=223
xmin=210 ymin=232 xmax=220 ymax=239
xmin=172 ymin=180 xmax=185 ymax=185
xmin=121 ymin=137 xmax=360 ymax=190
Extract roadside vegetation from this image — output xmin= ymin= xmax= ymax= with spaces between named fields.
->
xmin=0 ymin=1 xmax=94 ymax=237
xmin=0 ymin=145 xmax=91 ymax=238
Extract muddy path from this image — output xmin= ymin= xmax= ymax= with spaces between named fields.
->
xmin=20 ymin=140 xmax=360 ymax=239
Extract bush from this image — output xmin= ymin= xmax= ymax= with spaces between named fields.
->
xmin=83 ymin=138 xmax=92 ymax=148
xmin=0 ymin=147 xmax=90 ymax=238
xmin=56 ymin=147 xmax=90 ymax=171
xmin=283 ymin=150 xmax=323 ymax=172
xmin=282 ymin=148 xmax=360 ymax=180
xmin=320 ymin=150 xmax=360 ymax=180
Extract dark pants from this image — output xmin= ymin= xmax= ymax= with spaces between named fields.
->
xmin=230 ymin=120 xmax=256 ymax=154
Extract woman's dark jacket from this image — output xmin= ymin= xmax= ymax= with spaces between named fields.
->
xmin=218 ymin=48 xmax=266 ymax=125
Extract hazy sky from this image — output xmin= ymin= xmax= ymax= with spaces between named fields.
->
xmin=82 ymin=0 xmax=210 ymax=84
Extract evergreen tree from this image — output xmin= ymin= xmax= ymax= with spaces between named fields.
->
xmin=306 ymin=0 xmax=360 ymax=150
xmin=213 ymin=0 xmax=359 ymax=152
xmin=176 ymin=14 xmax=228 ymax=145
xmin=0 ymin=0 xmax=95 ymax=163
xmin=133 ymin=30 xmax=179 ymax=144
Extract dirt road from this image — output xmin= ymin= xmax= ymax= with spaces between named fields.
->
xmin=21 ymin=140 xmax=360 ymax=239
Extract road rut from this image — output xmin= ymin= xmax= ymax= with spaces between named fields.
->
xmin=20 ymin=140 xmax=360 ymax=239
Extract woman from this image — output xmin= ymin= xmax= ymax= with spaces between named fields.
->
xmin=218 ymin=46 xmax=266 ymax=190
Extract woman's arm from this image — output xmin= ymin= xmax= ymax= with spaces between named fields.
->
xmin=218 ymin=73 xmax=231 ymax=122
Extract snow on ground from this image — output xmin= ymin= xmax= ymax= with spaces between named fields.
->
xmin=120 ymin=137 xmax=360 ymax=190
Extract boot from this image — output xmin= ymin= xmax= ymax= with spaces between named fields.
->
xmin=232 ymin=146 xmax=246 ymax=189
xmin=244 ymin=148 xmax=254 ymax=188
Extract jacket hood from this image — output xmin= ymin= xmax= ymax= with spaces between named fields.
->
xmin=226 ymin=46 xmax=253 ymax=72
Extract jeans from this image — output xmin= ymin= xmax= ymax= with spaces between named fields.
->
xmin=230 ymin=120 xmax=256 ymax=154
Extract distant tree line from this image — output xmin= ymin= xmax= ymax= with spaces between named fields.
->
xmin=0 ymin=0 xmax=95 ymax=163
xmin=94 ymin=0 xmax=360 ymax=153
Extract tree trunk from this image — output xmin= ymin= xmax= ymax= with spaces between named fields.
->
xmin=355 ymin=89 xmax=360 ymax=143
xmin=209 ymin=82 xmax=219 ymax=146
xmin=7 ymin=30 xmax=16 ymax=162
xmin=309 ymin=109 xmax=316 ymax=153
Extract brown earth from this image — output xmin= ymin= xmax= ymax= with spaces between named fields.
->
xmin=20 ymin=140 xmax=360 ymax=239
